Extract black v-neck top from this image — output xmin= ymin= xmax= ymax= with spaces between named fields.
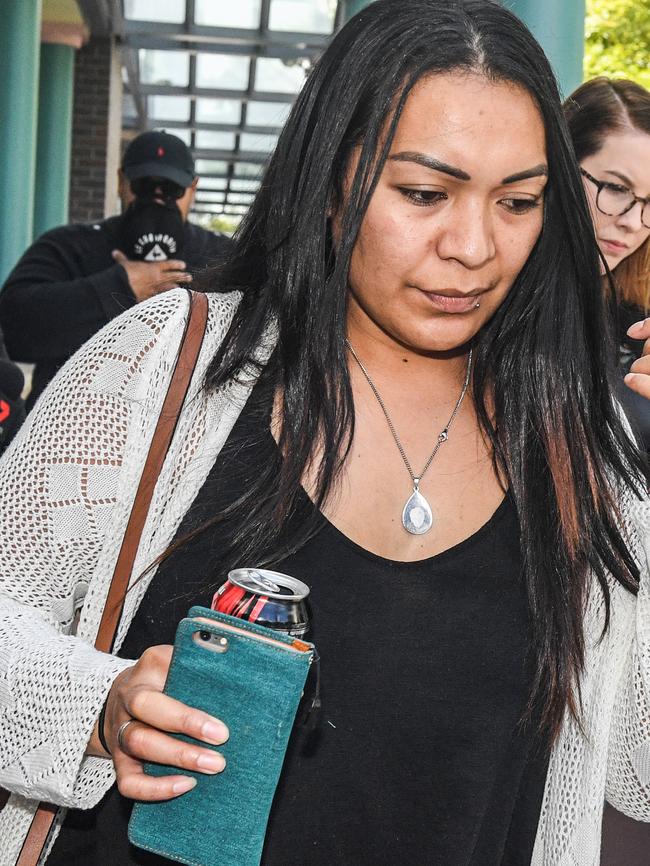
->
xmin=51 ymin=379 xmax=548 ymax=866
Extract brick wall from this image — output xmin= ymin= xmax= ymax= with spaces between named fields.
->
xmin=68 ymin=38 xmax=121 ymax=224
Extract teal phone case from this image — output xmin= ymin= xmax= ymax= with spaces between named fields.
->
xmin=128 ymin=606 xmax=314 ymax=866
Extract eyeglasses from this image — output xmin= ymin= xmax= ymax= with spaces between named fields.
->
xmin=130 ymin=177 xmax=186 ymax=201
xmin=580 ymin=168 xmax=650 ymax=229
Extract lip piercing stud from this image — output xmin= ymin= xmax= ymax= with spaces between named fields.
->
xmin=474 ymin=301 xmax=481 ymax=309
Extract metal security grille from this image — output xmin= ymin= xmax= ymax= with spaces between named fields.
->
xmin=111 ymin=0 xmax=343 ymax=222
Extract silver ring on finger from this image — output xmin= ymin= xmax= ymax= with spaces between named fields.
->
xmin=117 ymin=718 xmax=138 ymax=752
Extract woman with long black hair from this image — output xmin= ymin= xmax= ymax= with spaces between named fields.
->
xmin=0 ymin=2 xmax=648 ymax=865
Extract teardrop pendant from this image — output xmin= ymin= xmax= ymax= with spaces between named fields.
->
xmin=402 ymin=486 xmax=433 ymax=535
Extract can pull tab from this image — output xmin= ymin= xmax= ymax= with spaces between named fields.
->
xmin=298 ymin=650 xmax=321 ymax=730
xmin=249 ymin=570 xmax=282 ymax=593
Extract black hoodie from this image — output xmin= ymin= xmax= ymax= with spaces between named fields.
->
xmin=0 ymin=215 xmax=230 ymax=408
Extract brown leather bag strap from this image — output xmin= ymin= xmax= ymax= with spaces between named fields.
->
xmin=15 ymin=289 xmax=209 ymax=866
xmin=15 ymin=804 xmax=58 ymax=866
xmin=95 ymin=289 xmax=208 ymax=654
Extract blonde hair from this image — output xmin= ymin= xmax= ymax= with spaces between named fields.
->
xmin=612 ymin=237 xmax=650 ymax=312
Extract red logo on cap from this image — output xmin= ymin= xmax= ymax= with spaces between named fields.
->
xmin=157 ymin=146 xmax=165 ymax=157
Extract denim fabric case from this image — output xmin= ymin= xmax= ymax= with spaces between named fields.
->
xmin=128 ymin=606 xmax=314 ymax=866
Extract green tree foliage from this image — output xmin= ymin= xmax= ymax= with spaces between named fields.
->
xmin=585 ymin=0 xmax=650 ymax=89
xmin=190 ymin=213 xmax=240 ymax=237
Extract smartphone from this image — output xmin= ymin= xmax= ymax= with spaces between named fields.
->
xmin=128 ymin=607 xmax=314 ymax=866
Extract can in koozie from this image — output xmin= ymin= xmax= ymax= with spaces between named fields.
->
xmin=212 ymin=568 xmax=311 ymax=637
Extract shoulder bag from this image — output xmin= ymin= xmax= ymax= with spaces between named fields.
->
xmin=7 ymin=289 xmax=208 ymax=866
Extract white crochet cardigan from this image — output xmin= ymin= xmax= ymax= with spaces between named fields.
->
xmin=0 ymin=289 xmax=648 ymax=866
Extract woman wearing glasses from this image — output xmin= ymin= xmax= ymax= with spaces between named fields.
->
xmin=565 ymin=77 xmax=650 ymax=447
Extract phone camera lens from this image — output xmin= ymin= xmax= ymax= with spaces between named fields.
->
xmin=199 ymin=631 xmax=212 ymax=642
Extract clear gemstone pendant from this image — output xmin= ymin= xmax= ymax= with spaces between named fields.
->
xmin=402 ymin=479 xmax=433 ymax=535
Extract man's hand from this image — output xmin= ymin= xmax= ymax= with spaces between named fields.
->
xmin=112 ymin=249 xmax=192 ymax=302
xmin=625 ymin=318 xmax=650 ymax=400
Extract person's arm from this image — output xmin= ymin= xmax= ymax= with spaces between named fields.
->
xmin=0 ymin=290 xmax=198 ymax=808
xmin=0 ymin=229 xmax=136 ymax=362
xmin=604 ymin=491 xmax=650 ymax=820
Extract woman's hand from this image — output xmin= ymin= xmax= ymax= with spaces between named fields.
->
xmin=625 ymin=319 xmax=650 ymax=400
xmin=90 ymin=645 xmax=229 ymax=801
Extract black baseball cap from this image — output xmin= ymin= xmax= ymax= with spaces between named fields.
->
xmin=121 ymin=131 xmax=195 ymax=188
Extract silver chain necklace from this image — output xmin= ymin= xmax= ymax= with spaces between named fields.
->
xmin=346 ymin=340 xmax=473 ymax=535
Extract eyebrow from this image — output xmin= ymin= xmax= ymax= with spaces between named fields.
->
xmin=603 ymin=169 xmax=634 ymax=187
xmin=501 ymin=164 xmax=548 ymax=184
xmin=389 ymin=152 xmax=470 ymax=181
xmin=388 ymin=152 xmax=548 ymax=185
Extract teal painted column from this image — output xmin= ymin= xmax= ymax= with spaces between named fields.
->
xmin=34 ymin=44 xmax=75 ymax=239
xmin=341 ymin=1 xmax=586 ymax=99
xmin=0 ymin=0 xmax=42 ymax=283
xmin=341 ymin=0 xmax=376 ymax=21
xmin=504 ymin=0 xmax=585 ymax=98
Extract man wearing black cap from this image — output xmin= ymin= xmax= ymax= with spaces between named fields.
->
xmin=0 ymin=131 xmax=230 ymax=408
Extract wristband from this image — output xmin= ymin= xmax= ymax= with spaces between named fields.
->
xmin=97 ymin=700 xmax=112 ymax=756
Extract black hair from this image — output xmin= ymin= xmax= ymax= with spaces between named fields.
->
xmin=177 ymin=0 xmax=647 ymax=741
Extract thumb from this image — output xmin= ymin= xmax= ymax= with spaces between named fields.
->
xmin=112 ymin=249 xmax=128 ymax=264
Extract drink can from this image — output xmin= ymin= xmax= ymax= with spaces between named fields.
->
xmin=211 ymin=567 xmax=311 ymax=637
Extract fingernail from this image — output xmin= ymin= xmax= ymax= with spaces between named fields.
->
xmin=202 ymin=720 xmax=229 ymax=744
xmin=627 ymin=320 xmax=646 ymax=336
xmin=172 ymin=777 xmax=197 ymax=795
xmin=196 ymin=752 xmax=226 ymax=773
xmin=624 ymin=373 xmax=636 ymax=385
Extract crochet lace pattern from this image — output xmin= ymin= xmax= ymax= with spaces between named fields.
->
xmin=0 ymin=289 xmax=648 ymax=865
